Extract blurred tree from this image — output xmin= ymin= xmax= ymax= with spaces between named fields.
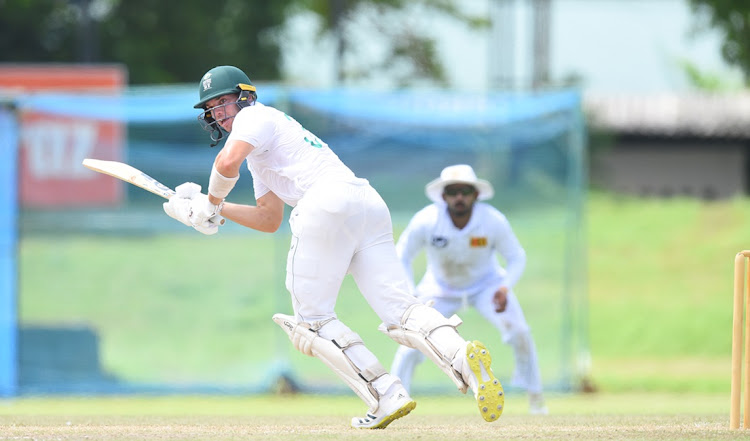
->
xmin=676 ymin=58 xmax=742 ymax=91
xmin=0 ymin=0 xmax=292 ymax=84
xmin=298 ymin=0 xmax=488 ymax=87
xmin=0 ymin=0 xmax=79 ymax=63
xmin=688 ymin=0 xmax=750 ymax=85
xmin=0 ymin=0 xmax=485 ymax=86
xmin=97 ymin=0 xmax=291 ymax=83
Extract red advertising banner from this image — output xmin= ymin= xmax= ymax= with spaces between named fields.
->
xmin=17 ymin=112 xmax=123 ymax=207
xmin=0 ymin=64 xmax=126 ymax=207
xmin=0 ymin=64 xmax=126 ymax=92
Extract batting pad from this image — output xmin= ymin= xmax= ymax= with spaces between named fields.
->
xmin=378 ymin=304 xmax=469 ymax=393
xmin=272 ymin=313 xmax=383 ymax=410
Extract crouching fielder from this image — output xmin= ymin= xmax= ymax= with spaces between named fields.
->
xmin=162 ymin=65 xmax=505 ymax=429
xmin=390 ymin=165 xmax=548 ymax=415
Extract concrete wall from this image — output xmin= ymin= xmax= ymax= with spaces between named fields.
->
xmin=592 ymin=141 xmax=747 ymax=199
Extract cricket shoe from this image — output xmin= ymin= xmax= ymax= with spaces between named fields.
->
xmin=460 ymin=340 xmax=504 ymax=422
xmin=351 ymin=384 xmax=416 ymax=429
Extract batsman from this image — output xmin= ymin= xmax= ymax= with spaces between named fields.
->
xmin=162 ymin=65 xmax=505 ymax=429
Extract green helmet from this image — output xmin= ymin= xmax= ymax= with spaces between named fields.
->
xmin=193 ymin=65 xmax=256 ymax=109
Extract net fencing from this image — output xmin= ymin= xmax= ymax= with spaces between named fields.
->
xmin=10 ymin=84 xmax=588 ymax=396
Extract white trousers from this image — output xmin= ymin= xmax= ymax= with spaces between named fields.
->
xmin=390 ymin=281 xmax=544 ymax=394
xmin=286 ymin=179 xmax=418 ymax=323
xmin=285 ymin=179 xmax=420 ymax=392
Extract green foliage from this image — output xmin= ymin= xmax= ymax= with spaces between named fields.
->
xmin=0 ymin=0 xmax=79 ymax=62
xmin=689 ymin=0 xmax=750 ymax=84
xmin=0 ymin=0 xmax=293 ymax=83
xmin=0 ymin=0 xmax=488 ymax=86
xmin=292 ymin=0 xmax=488 ymax=86
xmin=97 ymin=0 xmax=291 ymax=83
xmin=677 ymin=57 xmax=742 ymax=91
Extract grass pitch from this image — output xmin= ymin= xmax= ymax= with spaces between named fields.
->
xmin=0 ymin=392 xmax=741 ymax=441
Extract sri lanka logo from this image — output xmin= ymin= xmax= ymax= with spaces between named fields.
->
xmin=470 ymin=237 xmax=487 ymax=247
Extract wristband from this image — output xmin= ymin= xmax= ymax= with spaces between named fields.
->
xmin=208 ymin=164 xmax=239 ymax=199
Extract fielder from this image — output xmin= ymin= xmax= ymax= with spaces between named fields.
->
xmin=390 ymin=164 xmax=548 ymax=415
xmin=162 ymin=66 xmax=506 ymax=428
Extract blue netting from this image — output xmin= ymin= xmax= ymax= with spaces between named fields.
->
xmin=14 ymin=85 xmax=587 ymax=396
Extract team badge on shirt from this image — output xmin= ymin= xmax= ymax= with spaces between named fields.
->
xmin=431 ymin=236 xmax=448 ymax=248
xmin=470 ymin=237 xmax=488 ymax=247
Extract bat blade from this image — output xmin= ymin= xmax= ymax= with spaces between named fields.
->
xmin=82 ymin=158 xmax=176 ymax=199
xmin=82 ymin=158 xmax=225 ymax=226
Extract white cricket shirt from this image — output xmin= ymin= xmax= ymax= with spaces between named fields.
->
xmin=396 ymin=201 xmax=526 ymax=296
xmin=227 ymin=102 xmax=357 ymax=206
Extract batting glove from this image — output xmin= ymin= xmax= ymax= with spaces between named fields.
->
xmin=188 ymin=192 xmax=223 ymax=228
xmin=164 ymin=182 xmax=224 ymax=234
xmin=163 ymin=189 xmax=195 ymax=227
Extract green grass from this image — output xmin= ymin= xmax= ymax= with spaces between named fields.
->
xmin=586 ymin=192 xmax=750 ymax=392
xmin=16 ymin=192 xmax=750 ymax=394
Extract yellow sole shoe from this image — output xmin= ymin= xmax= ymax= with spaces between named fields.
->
xmin=466 ymin=340 xmax=504 ymax=422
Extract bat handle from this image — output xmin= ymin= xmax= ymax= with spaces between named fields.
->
xmin=210 ymin=215 xmax=226 ymax=226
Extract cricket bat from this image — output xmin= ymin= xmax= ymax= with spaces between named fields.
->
xmin=82 ymin=158 xmax=224 ymax=224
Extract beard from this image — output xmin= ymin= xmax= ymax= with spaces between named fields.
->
xmin=448 ymin=202 xmax=471 ymax=217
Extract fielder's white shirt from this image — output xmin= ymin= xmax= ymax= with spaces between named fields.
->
xmin=396 ymin=201 xmax=526 ymax=296
xmin=227 ymin=102 xmax=358 ymax=206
